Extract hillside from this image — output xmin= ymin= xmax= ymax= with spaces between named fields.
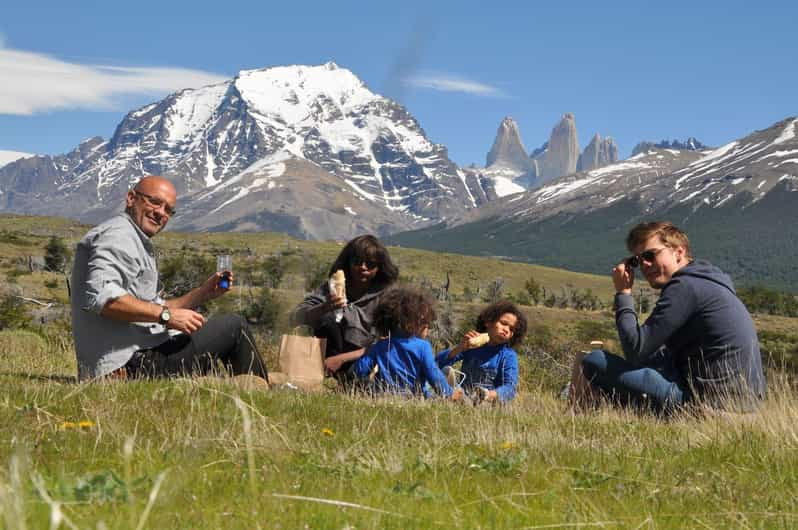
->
xmin=389 ymin=117 xmax=798 ymax=291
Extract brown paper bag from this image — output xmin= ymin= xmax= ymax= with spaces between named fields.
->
xmin=275 ymin=332 xmax=326 ymax=391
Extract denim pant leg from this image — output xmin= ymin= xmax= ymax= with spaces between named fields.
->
xmin=581 ymin=349 xmax=688 ymax=411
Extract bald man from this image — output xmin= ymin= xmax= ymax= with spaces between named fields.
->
xmin=70 ymin=176 xmax=268 ymax=382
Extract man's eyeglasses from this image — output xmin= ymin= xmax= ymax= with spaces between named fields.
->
xmin=350 ymin=257 xmax=379 ymax=269
xmin=626 ymin=247 xmax=668 ymax=268
xmin=134 ymin=190 xmax=176 ymax=216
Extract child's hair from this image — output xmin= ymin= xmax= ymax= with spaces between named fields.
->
xmin=373 ymin=287 xmax=436 ymax=337
xmin=476 ymin=300 xmax=528 ymax=347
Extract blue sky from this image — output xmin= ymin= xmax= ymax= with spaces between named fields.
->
xmin=1 ymin=0 xmax=796 ymax=165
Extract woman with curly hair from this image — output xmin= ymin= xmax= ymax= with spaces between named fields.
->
xmin=437 ymin=300 xmax=527 ymax=403
xmin=292 ymin=235 xmax=399 ymax=374
xmin=353 ymin=287 xmax=459 ymax=399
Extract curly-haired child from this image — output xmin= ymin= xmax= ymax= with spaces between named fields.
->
xmin=353 ymin=287 xmax=460 ymax=399
xmin=436 ymin=300 xmax=527 ymax=403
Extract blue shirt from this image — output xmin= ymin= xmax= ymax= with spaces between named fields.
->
xmin=354 ymin=334 xmax=453 ymax=398
xmin=436 ymin=343 xmax=519 ymax=402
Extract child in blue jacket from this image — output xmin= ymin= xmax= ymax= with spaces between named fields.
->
xmin=437 ymin=300 xmax=527 ymax=403
xmin=354 ymin=287 xmax=459 ymax=399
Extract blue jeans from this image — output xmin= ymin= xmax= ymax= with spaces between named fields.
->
xmin=581 ymin=350 xmax=690 ymax=413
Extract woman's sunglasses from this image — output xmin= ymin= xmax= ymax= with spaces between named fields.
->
xmin=350 ymin=257 xmax=379 ymax=269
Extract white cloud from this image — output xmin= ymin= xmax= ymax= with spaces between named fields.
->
xmin=0 ymin=48 xmax=228 ymax=115
xmin=404 ymin=73 xmax=505 ymax=97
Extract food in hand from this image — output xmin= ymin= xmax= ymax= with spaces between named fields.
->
xmin=330 ymin=269 xmax=346 ymax=298
xmin=467 ymin=333 xmax=490 ymax=348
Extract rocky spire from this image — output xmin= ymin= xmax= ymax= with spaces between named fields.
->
xmin=578 ymin=133 xmax=619 ymax=172
xmin=539 ymin=113 xmax=579 ymax=184
xmin=486 ymin=116 xmax=533 ymax=172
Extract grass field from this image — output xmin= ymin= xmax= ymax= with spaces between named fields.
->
xmin=2 ymin=214 xmax=798 ymax=528
xmin=2 ymin=330 xmax=798 ymax=529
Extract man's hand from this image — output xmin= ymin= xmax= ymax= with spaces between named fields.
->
xmin=451 ymin=387 xmax=464 ymax=402
xmin=199 ymin=271 xmax=233 ymax=302
xmin=612 ymin=260 xmax=634 ymax=294
xmin=167 ymin=308 xmax=206 ymax=334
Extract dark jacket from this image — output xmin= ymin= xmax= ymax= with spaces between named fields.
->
xmin=292 ymin=282 xmax=387 ymax=351
xmin=615 ymin=260 xmax=766 ymax=409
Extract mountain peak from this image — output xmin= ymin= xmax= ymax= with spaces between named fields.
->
xmin=486 ymin=116 xmax=531 ymax=172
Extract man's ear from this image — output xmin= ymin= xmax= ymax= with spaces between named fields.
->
xmin=674 ymin=245 xmax=686 ymax=264
xmin=125 ymin=190 xmax=136 ymax=209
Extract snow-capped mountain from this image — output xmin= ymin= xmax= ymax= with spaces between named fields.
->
xmin=0 ymin=151 xmax=34 ymax=169
xmin=389 ymin=117 xmax=798 ymax=288
xmin=0 ymin=63 xmax=491 ymax=239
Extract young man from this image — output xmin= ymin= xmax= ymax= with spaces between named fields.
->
xmin=70 ymin=176 xmax=268 ymax=382
xmin=572 ymin=221 xmax=766 ymax=412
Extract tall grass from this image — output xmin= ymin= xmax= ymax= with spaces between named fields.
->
xmin=2 ymin=327 xmax=797 ymax=528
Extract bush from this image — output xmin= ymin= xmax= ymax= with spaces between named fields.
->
xmin=524 ymin=275 xmax=542 ymax=305
xmin=159 ymin=253 xmax=215 ymax=299
xmin=241 ymin=287 xmax=282 ymax=335
xmin=0 ymin=295 xmax=29 ymax=330
xmin=262 ymin=254 xmax=285 ymax=289
xmin=302 ymin=253 xmax=329 ymax=292
xmin=44 ymin=235 xmax=72 ymax=273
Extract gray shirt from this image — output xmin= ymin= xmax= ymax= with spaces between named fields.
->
xmin=71 ymin=214 xmax=172 ymax=380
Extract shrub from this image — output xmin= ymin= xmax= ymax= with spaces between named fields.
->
xmin=44 ymin=235 xmax=72 ymax=273
xmin=262 ymin=254 xmax=285 ymax=289
xmin=159 ymin=253 xmax=214 ymax=299
xmin=0 ymin=295 xmax=29 ymax=330
xmin=241 ymin=287 xmax=282 ymax=335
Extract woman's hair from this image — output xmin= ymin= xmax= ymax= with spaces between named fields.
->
xmin=475 ymin=300 xmax=528 ymax=347
xmin=626 ymin=221 xmax=693 ymax=260
xmin=329 ymin=235 xmax=399 ymax=288
xmin=373 ymin=287 xmax=436 ymax=337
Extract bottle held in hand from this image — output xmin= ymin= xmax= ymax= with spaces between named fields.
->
xmin=217 ymin=255 xmax=232 ymax=289
xmin=329 ymin=269 xmax=347 ymax=322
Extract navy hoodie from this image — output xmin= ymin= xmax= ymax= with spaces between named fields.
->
xmin=615 ymin=260 xmax=766 ymax=409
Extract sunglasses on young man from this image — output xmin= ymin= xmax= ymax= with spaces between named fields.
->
xmin=626 ymin=247 xmax=668 ymax=268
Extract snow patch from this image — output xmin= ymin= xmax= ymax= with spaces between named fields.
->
xmin=492 ymin=176 xmax=525 ymax=198
xmin=344 ymin=206 xmax=357 ymax=216
xmin=773 ymin=119 xmax=798 ymax=145
xmin=0 ymin=150 xmax=35 ymax=168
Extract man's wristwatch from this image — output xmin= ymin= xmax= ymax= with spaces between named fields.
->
xmin=158 ymin=305 xmax=171 ymax=325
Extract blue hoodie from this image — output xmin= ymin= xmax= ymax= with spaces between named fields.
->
xmin=354 ymin=334 xmax=453 ymax=398
xmin=615 ymin=260 xmax=766 ymax=409
xmin=436 ymin=343 xmax=519 ymax=402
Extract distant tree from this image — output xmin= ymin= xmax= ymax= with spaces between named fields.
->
xmin=44 ymin=236 xmax=71 ymax=273
xmin=262 ymin=254 xmax=285 ymax=289
xmin=524 ymin=275 xmax=542 ymax=305
xmin=484 ymin=277 xmax=505 ymax=303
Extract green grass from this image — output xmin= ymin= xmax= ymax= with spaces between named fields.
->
xmin=2 ymin=214 xmax=798 ymax=528
xmin=2 ymin=329 xmax=798 ymax=529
